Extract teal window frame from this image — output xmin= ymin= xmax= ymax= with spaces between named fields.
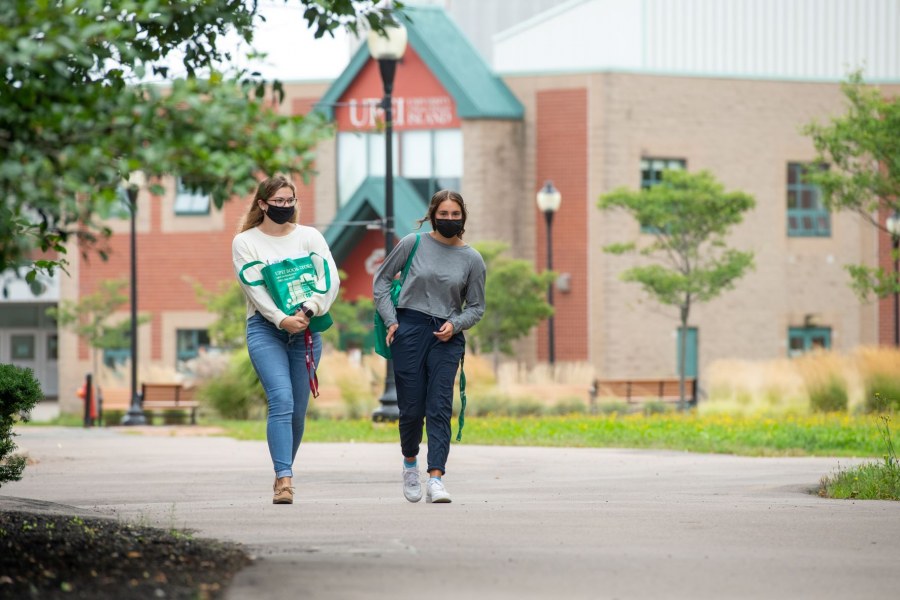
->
xmin=787 ymin=163 xmax=830 ymax=237
xmin=788 ymin=327 xmax=832 ymax=357
xmin=640 ymin=157 xmax=686 ymax=233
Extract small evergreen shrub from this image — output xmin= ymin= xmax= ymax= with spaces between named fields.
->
xmin=0 ymin=364 xmax=43 ymax=487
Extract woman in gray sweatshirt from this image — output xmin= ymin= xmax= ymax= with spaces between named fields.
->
xmin=373 ymin=189 xmax=486 ymax=504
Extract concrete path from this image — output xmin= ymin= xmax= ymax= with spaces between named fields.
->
xmin=3 ymin=427 xmax=899 ymax=599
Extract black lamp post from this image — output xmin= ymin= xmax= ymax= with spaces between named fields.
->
xmin=536 ymin=180 xmax=561 ymax=366
xmin=122 ymin=185 xmax=146 ymax=425
xmin=887 ymin=211 xmax=900 ymax=347
xmin=368 ymin=9 xmax=408 ymax=422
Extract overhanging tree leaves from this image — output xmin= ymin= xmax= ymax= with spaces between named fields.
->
xmin=802 ymin=71 xmax=900 ymax=299
xmin=468 ymin=242 xmax=555 ymax=375
xmin=0 ymin=0 xmax=402 ymax=278
xmin=598 ymin=170 xmax=755 ymax=408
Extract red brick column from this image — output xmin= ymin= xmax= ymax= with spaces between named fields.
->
xmin=535 ymin=89 xmax=589 ymax=362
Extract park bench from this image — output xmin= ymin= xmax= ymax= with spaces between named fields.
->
xmin=591 ymin=378 xmax=697 ymax=406
xmin=98 ymin=383 xmax=199 ymax=424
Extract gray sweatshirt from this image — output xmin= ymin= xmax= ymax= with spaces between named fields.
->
xmin=373 ymin=232 xmax=486 ymax=333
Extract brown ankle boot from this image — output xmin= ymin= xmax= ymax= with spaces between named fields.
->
xmin=273 ymin=479 xmax=294 ymax=504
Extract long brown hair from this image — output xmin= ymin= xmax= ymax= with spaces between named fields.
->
xmin=238 ymin=175 xmax=298 ymax=232
xmin=416 ymin=189 xmax=467 ymax=239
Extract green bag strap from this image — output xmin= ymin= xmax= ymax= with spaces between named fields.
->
xmin=455 ymin=350 xmax=466 ymax=442
xmin=239 ymin=261 xmax=266 ymax=286
xmin=398 ymin=234 xmax=421 ymax=287
xmin=305 ymin=251 xmax=332 ymax=295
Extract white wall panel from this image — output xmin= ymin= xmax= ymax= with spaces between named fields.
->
xmin=494 ymin=0 xmax=900 ymax=81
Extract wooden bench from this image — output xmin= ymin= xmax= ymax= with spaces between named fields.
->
xmin=97 ymin=383 xmax=198 ymax=425
xmin=591 ymin=378 xmax=697 ymax=406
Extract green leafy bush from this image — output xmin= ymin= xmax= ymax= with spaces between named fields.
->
xmin=864 ymin=374 xmax=900 ymax=413
xmin=196 ymin=350 xmax=265 ymax=420
xmin=0 ymin=364 xmax=43 ymax=486
xmin=808 ymin=376 xmax=849 ymax=413
xmin=549 ymin=397 xmax=588 ymax=416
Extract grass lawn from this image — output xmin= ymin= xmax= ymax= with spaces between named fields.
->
xmin=209 ymin=412 xmax=897 ymax=458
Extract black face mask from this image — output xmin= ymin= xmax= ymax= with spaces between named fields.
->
xmin=434 ymin=219 xmax=463 ymax=238
xmin=265 ymin=204 xmax=295 ymax=225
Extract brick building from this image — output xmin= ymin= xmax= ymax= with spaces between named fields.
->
xmin=2 ymin=1 xmax=899 ymax=414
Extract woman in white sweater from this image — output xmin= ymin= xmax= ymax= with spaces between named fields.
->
xmin=232 ymin=175 xmax=339 ymax=504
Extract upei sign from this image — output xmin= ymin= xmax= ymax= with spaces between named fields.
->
xmin=347 ymin=96 xmax=455 ymax=129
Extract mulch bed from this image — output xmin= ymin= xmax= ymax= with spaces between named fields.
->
xmin=0 ymin=511 xmax=250 ymax=599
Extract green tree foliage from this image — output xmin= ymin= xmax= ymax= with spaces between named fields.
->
xmin=0 ymin=364 xmax=43 ymax=487
xmin=0 ymin=0 xmax=401 ymax=279
xmin=468 ymin=242 xmax=555 ymax=375
xmin=47 ymin=279 xmax=149 ymax=382
xmin=802 ymin=71 xmax=900 ymax=299
xmin=598 ymin=170 xmax=755 ymax=408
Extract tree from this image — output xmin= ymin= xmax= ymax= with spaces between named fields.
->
xmin=802 ymin=71 xmax=900 ymax=299
xmin=0 ymin=364 xmax=43 ymax=487
xmin=468 ymin=242 xmax=555 ymax=376
xmin=597 ymin=170 xmax=755 ymax=409
xmin=193 ymin=280 xmax=248 ymax=350
xmin=0 ymin=0 xmax=402 ymax=280
xmin=46 ymin=279 xmax=150 ymax=390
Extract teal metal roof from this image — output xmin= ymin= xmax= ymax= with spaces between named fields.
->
xmin=324 ymin=176 xmax=429 ymax=265
xmin=317 ymin=6 xmax=523 ymax=120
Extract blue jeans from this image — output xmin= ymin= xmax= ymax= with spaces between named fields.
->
xmin=246 ymin=312 xmax=322 ymax=478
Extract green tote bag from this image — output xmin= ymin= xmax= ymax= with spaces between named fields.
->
xmin=239 ymin=251 xmax=334 ymax=332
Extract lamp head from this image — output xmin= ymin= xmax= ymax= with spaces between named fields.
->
xmin=536 ymin=180 xmax=562 ymax=213
xmin=887 ymin=211 xmax=900 ymax=239
xmin=367 ymin=20 xmax=408 ymax=61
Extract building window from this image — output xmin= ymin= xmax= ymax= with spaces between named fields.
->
xmin=176 ymin=329 xmax=211 ymax=372
xmin=337 ymin=129 xmax=463 ymax=206
xmin=640 ymin=157 xmax=686 ymax=232
xmin=641 ymin=158 xmax=686 ymax=189
xmin=788 ymin=327 xmax=831 ymax=357
xmin=787 ymin=163 xmax=829 ymax=237
xmin=174 ymin=178 xmax=211 ymax=215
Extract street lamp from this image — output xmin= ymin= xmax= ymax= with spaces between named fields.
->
xmin=369 ymin=10 xmax=407 ymax=422
xmin=536 ymin=180 xmax=562 ymax=366
xmin=887 ymin=211 xmax=900 ymax=347
xmin=122 ymin=185 xmax=146 ymax=425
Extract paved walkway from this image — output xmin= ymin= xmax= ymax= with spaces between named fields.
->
xmin=3 ymin=426 xmax=900 ymax=599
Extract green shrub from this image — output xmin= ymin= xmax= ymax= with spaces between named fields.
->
xmin=808 ymin=376 xmax=849 ymax=413
xmin=642 ymin=401 xmax=673 ymax=415
xmin=550 ymin=397 xmax=588 ymax=416
xmin=864 ymin=374 xmax=900 ymax=413
xmin=0 ymin=364 xmax=43 ymax=487
xmin=196 ymin=350 xmax=265 ymax=420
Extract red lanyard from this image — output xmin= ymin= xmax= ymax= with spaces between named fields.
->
xmin=304 ymin=329 xmax=319 ymax=398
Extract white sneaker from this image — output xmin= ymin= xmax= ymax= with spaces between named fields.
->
xmin=426 ymin=478 xmax=452 ymax=503
xmin=403 ymin=467 xmax=423 ymax=502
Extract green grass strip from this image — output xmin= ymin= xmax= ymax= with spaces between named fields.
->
xmin=207 ymin=413 xmax=896 ymax=458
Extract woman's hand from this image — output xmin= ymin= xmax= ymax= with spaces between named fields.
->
xmin=386 ymin=323 xmax=399 ymax=346
xmin=433 ymin=321 xmax=454 ymax=342
xmin=279 ymin=313 xmax=310 ymax=334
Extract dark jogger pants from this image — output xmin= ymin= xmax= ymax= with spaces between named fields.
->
xmin=391 ymin=308 xmax=464 ymax=475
